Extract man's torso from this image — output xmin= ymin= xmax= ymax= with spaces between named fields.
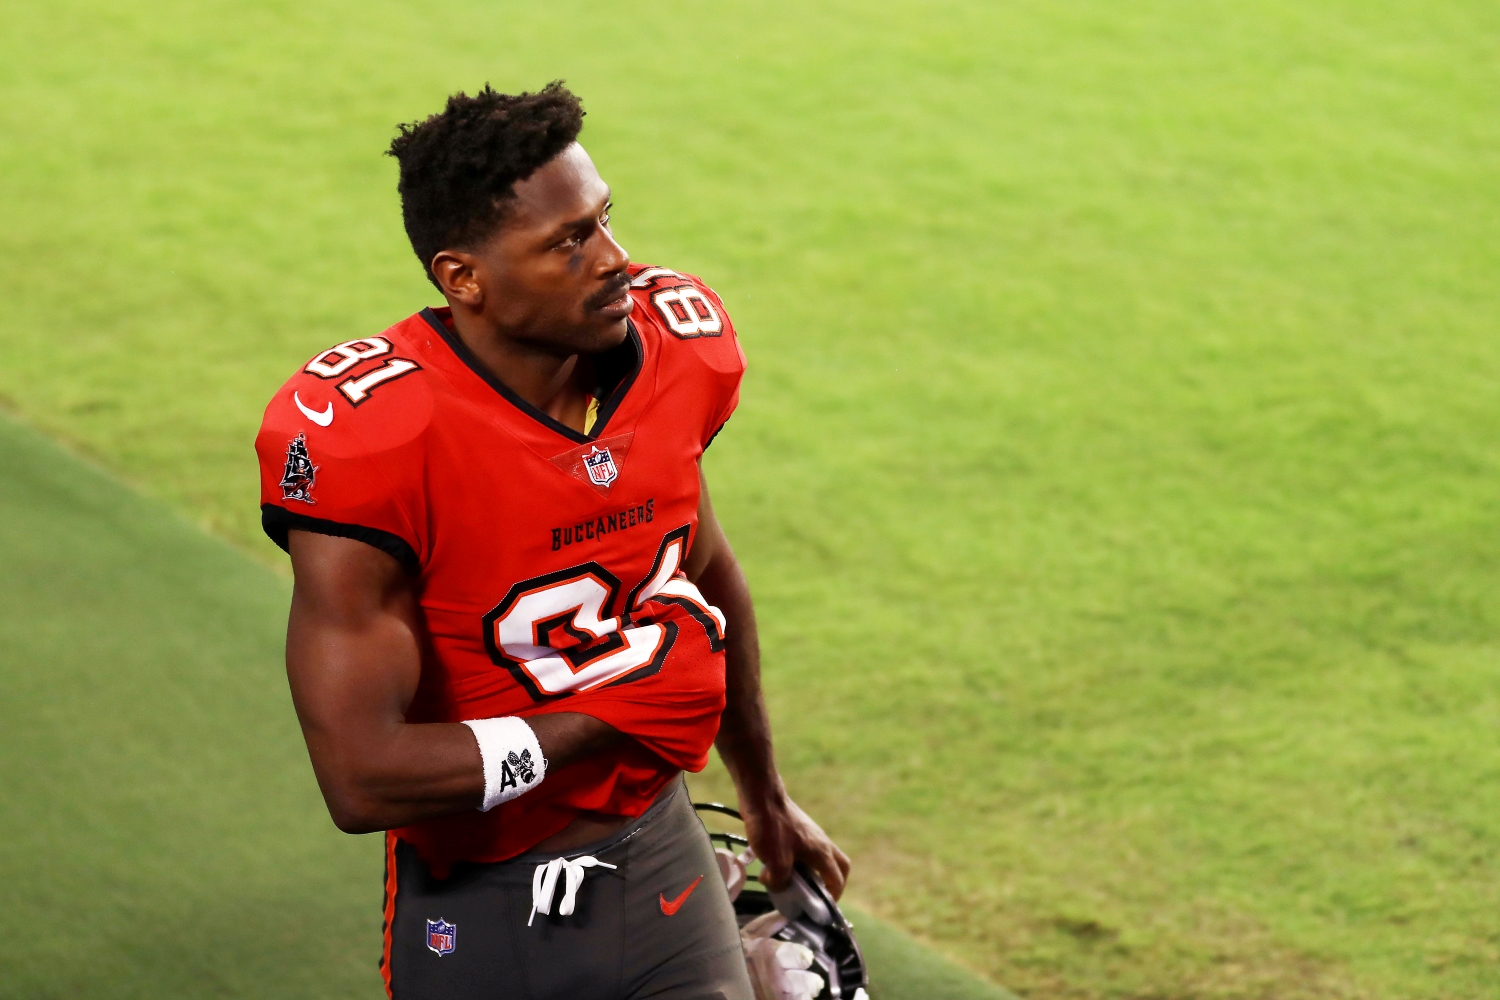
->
xmin=256 ymin=264 xmax=745 ymax=872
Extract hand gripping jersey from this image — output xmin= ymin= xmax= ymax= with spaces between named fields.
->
xmin=255 ymin=264 xmax=745 ymax=875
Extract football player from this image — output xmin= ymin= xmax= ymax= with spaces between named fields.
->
xmin=254 ymin=83 xmax=850 ymax=999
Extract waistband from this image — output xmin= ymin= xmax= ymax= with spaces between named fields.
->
xmin=505 ymin=777 xmax=684 ymax=867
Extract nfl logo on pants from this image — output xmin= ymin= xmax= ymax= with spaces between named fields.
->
xmin=426 ymin=918 xmax=457 ymax=956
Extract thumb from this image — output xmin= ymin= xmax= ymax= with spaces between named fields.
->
xmin=757 ymin=852 xmax=792 ymax=891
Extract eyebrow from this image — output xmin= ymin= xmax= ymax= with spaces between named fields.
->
xmin=548 ymin=191 xmax=612 ymax=240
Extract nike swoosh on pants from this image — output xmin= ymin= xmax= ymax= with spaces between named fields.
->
xmin=658 ymin=875 xmax=704 ymax=916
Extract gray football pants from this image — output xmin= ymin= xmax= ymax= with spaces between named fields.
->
xmin=384 ymin=779 xmax=753 ymax=1000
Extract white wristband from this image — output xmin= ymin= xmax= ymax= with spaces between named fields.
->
xmin=462 ymin=716 xmax=547 ymax=812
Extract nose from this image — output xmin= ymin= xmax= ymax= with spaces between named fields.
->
xmin=596 ymin=226 xmax=629 ymax=276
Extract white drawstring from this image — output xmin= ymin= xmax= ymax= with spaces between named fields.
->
xmin=529 ymin=856 xmax=618 ymax=926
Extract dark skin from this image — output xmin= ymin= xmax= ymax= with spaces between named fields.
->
xmin=285 ymin=142 xmax=850 ymax=894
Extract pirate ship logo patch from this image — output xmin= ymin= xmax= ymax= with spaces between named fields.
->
xmin=583 ymin=445 xmax=619 ymax=488
xmin=280 ymin=433 xmax=318 ymax=504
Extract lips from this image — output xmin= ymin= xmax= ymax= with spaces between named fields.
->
xmin=595 ymin=294 xmax=634 ymax=319
xmin=586 ymin=277 xmax=634 ymax=317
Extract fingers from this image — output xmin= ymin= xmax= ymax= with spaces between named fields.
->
xmin=743 ymin=797 xmax=852 ymax=899
xmin=833 ymin=844 xmax=852 ymax=898
xmin=747 ymin=817 xmax=794 ymax=890
xmin=811 ymin=843 xmax=850 ymax=899
xmin=757 ymin=848 xmax=793 ymax=891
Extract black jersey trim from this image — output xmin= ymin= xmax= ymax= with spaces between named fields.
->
xmin=704 ymin=416 xmax=731 ymax=452
xmin=261 ymin=504 xmax=421 ymax=575
xmin=419 ymin=307 xmax=643 ymax=445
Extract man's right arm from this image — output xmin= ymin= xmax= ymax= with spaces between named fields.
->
xmin=285 ymin=529 xmax=621 ymax=833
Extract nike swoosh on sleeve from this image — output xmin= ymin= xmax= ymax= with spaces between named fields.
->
xmin=659 ymin=875 xmax=704 ymax=916
xmin=294 ymin=392 xmax=334 ymax=427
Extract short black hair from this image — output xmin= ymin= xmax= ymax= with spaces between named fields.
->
xmin=387 ymin=81 xmax=585 ymax=287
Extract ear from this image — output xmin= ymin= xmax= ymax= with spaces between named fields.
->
xmin=430 ymin=250 xmax=484 ymax=308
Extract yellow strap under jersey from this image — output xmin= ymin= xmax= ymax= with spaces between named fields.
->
xmin=583 ymin=395 xmax=601 ymax=435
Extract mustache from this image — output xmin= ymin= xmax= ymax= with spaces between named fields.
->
xmin=583 ymin=274 xmax=631 ymax=311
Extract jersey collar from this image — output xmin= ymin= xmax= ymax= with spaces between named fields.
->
xmin=420 ymin=307 xmax=644 ymax=445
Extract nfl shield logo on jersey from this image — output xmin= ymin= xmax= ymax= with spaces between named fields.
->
xmin=583 ymin=445 xmax=619 ymax=488
xmin=426 ymin=918 xmax=456 ymax=957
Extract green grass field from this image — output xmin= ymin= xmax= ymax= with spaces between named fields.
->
xmin=0 ymin=414 xmax=1011 ymax=999
xmin=3 ymin=1 xmax=1499 ymax=997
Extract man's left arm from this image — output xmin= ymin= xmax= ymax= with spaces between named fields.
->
xmin=685 ymin=467 xmax=852 ymax=898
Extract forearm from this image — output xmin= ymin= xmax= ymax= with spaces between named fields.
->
xmin=301 ymin=711 xmax=621 ymax=834
xmin=686 ymin=476 xmax=851 ymax=896
xmin=302 ymin=717 xmax=481 ymax=833
xmin=695 ymin=546 xmax=787 ymax=811
xmin=285 ymin=530 xmax=626 ymax=833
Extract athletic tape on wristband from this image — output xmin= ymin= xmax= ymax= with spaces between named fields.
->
xmin=462 ymin=716 xmax=547 ymax=812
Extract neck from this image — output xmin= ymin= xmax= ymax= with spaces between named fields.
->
xmin=450 ymin=310 xmax=593 ymax=431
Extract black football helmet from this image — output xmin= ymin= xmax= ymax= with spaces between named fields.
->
xmin=695 ymin=801 xmax=870 ymax=1000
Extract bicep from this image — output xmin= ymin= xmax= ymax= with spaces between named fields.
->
xmin=285 ymin=531 xmax=423 ymax=746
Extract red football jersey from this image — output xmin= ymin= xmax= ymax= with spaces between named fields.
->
xmin=255 ymin=264 xmax=745 ymax=874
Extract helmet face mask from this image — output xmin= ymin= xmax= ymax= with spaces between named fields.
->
xmin=696 ymin=802 xmax=870 ymax=1000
